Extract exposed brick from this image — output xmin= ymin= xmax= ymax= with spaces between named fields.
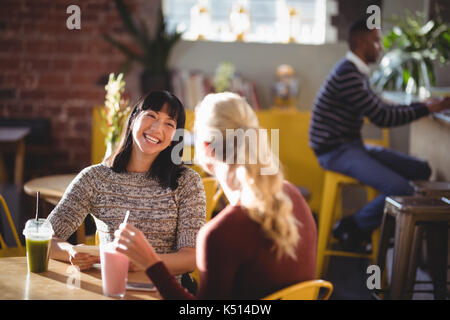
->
xmin=20 ymin=90 xmax=46 ymax=99
xmin=69 ymin=74 xmax=103 ymax=86
xmin=56 ymin=41 xmax=85 ymax=54
xmin=0 ymin=58 xmax=20 ymax=69
xmin=39 ymin=74 xmax=67 ymax=86
xmin=65 ymin=137 xmax=87 ymax=147
xmin=0 ymin=39 xmax=23 ymax=52
xmin=0 ymin=89 xmax=16 ymax=99
xmin=66 ymin=106 xmax=90 ymax=117
xmin=22 ymin=104 xmax=33 ymax=113
xmin=52 ymin=58 xmax=75 ymax=70
xmin=26 ymin=58 xmax=51 ymax=71
xmin=73 ymin=121 xmax=90 ymax=132
xmin=26 ymin=40 xmax=57 ymax=53
xmin=0 ymin=0 xmax=155 ymax=174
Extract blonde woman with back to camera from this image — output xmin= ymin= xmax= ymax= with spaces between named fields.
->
xmin=115 ymin=92 xmax=317 ymax=299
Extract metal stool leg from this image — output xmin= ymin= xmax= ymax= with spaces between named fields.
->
xmin=426 ymin=222 xmax=448 ymax=300
xmin=376 ymin=212 xmax=395 ymax=298
xmin=377 ymin=212 xmax=395 ymax=278
xmin=391 ymin=213 xmax=416 ymax=299
xmin=316 ymin=174 xmax=339 ymax=278
xmin=404 ymin=225 xmax=425 ymax=299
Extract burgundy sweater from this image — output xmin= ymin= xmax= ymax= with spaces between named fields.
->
xmin=146 ymin=181 xmax=317 ymax=299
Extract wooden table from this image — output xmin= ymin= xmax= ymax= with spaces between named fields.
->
xmin=0 ymin=127 xmax=31 ymax=185
xmin=23 ymin=174 xmax=76 ymax=206
xmin=0 ymin=257 xmax=161 ymax=300
xmin=23 ymin=174 xmax=88 ymax=242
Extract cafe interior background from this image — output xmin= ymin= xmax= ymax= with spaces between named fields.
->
xmin=0 ymin=0 xmax=449 ymax=299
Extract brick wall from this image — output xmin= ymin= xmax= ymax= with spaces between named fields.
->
xmin=0 ymin=0 xmax=158 ymax=178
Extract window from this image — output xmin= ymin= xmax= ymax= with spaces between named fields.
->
xmin=163 ymin=0 xmax=335 ymax=44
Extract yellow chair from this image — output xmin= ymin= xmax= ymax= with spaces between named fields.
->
xmin=202 ymin=177 xmax=224 ymax=222
xmin=0 ymin=194 xmax=26 ymax=257
xmin=190 ymin=177 xmax=224 ymax=286
xmin=316 ymin=125 xmax=389 ymax=279
xmin=262 ymin=280 xmax=333 ymax=300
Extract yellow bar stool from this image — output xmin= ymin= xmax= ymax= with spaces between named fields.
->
xmin=316 ymin=170 xmax=380 ymax=279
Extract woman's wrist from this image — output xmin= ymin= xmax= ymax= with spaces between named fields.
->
xmin=144 ymin=250 xmax=162 ymax=270
xmin=50 ymin=238 xmax=72 ymax=261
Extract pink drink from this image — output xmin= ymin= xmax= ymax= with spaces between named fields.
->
xmin=100 ymin=243 xmax=129 ymax=298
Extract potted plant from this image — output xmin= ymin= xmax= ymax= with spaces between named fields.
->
xmin=100 ymin=73 xmax=131 ymax=159
xmin=371 ymin=11 xmax=450 ymax=99
xmin=104 ymin=0 xmax=182 ymax=94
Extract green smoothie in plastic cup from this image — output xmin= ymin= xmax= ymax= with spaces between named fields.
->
xmin=23 ymin=218 xmax=54 ymax=273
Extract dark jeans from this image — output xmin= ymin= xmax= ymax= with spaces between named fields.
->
xmin=317 ymin=140 xmax=431 ymax=232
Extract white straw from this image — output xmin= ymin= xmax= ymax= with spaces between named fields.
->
xmin=123 ymin=210 xmax=130 ymax=224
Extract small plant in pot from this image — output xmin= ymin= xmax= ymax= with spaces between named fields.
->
xmin=104 ymin=0 xmax=182 ymax=94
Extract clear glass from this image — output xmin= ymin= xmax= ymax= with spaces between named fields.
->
xmin=23 ymin=218 xmax=53 ymax=273
xmin=100 ymin=241 xmax=129 ymax=298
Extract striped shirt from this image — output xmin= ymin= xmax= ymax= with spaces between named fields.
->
xmin=47 ymin=164 xmax=206 ymax=280
xmin=309 ymin=57 xmax=429 ymax=155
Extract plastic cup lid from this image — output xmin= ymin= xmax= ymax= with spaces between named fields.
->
xmin=23 ymin=218 xmax=54 ymax=239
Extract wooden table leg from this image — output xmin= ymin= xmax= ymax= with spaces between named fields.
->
xmin=14 ymin=139 xmax=25 ymax=185
xmin=391 ymin=213 xmax=416 ymax=300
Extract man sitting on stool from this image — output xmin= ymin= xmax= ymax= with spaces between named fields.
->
xmin=308 ymin=19 xmax=450 ymax=252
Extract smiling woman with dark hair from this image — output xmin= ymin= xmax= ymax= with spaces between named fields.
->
xmin=47 ymin=90 xmax=206 ymax=289
xmin=106 ymin=90 xmax=187 ymax=190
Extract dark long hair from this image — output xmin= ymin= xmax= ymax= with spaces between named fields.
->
xmin=105 ymin=90 xmax=186 ymax=190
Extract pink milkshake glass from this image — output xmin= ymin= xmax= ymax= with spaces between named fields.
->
xmin=100 ymin=242 xmax=129 ymax=298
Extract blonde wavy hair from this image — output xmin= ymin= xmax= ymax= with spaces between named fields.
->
xmin=194 ymin=92 xmax=300 ymax=259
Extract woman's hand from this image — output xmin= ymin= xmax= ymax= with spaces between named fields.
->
xmin=129 ymin=261 xmax=144 ymax=272
xmin=67 ymin=245 xmax=99 ymax=271
xmin=114 ymin=223 xmax=161 ymax=271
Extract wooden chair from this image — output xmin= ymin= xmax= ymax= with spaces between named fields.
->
xmin=0 ymin=194 xmax=26 ymax=257
xmin=262 ymin=280 xmax=333 ymax=300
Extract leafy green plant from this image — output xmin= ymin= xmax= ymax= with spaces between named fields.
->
xmin=214 ymin=62 xmax=235 ymax=92
xmin=371 ymin=11 xmax=450 ymax=96
xmin=100 ymin=73 xmax=131 ymax=150
xmin=104 ymin=0 xmax=181 ymax=76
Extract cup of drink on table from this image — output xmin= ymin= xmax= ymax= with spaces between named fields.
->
xmin=100 ymin=210 xmax=130 ymax=298
xmin=23 ymin=218 xmax=54 ymax=273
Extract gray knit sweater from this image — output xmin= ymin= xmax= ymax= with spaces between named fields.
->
xmin=48 ymin=164 xmax=206 ymax=256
